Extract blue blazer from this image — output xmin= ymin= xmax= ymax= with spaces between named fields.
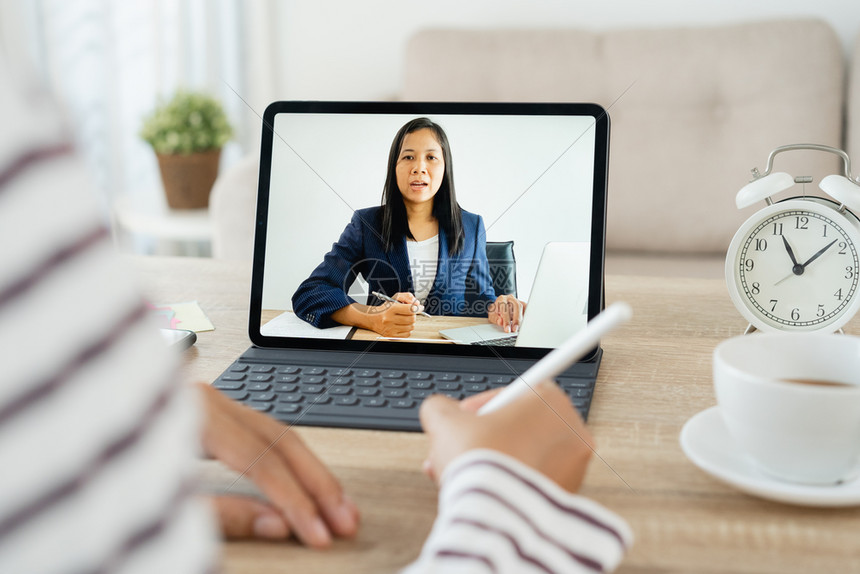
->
xmin=292 ymin=206 xmax=496 ymax=328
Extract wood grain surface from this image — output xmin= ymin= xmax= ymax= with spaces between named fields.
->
xmin=133 ymin=256 xmax=860 ymax=574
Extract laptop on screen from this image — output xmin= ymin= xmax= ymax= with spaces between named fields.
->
xmin=439 ymin=242 xmax=590 ymax=347
xmin=212 ymin=101 xmax=610 ymax=431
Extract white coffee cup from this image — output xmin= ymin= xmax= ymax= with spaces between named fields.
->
xmin=713 ymin=333 xmax=860 ymax=485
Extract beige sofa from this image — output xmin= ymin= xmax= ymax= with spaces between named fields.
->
xmin=402 ymin=19 xmax=859 ymax=278
xmin=212 ymin=19 xmax=858 ymax=280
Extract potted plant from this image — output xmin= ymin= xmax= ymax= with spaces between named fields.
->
xmin=140 ymin=90 xmax=233 ymax=209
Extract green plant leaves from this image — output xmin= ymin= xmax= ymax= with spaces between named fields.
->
xmin=140 ymin=91 xmax=233 ymax=155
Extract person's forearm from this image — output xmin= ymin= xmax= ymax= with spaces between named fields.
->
xmin=331 ymin=303 xmax=376 ymax=332
xmin=402 ymin=450 xmax=632 ymax=574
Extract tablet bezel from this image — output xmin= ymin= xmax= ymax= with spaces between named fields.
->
xmin=248 ymin=101 xmax=609 ymax=361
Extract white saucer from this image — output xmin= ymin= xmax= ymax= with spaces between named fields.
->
xmin=679 ymin=406 xmax=860 ymax=507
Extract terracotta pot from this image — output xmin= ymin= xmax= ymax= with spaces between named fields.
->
xmin=156 ymin=149 xmax=221 ymax=209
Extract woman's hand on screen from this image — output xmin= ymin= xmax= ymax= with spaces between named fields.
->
xmin=370 ymin=292 xmax=422 ymax=337
xmin=488 ymin=294 xmax=526 ymax=333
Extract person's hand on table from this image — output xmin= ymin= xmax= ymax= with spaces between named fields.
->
xmin=488 ymin=294 xmax=526 ymax=333
xmin=370 ymin=292 xmax=423 ymax=337
xmin=419 ymin=380 xmax=594 ymax=493
xmin=196 ymin=382 xmax=360 ymax=548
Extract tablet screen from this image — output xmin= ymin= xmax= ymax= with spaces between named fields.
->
xmin=250 ymin=102 xmax=608 ymax=360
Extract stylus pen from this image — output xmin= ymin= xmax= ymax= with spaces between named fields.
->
xmin=478 ymin=302 xmax=633 ymax=415
xmin=372 ymin=291 xmax=432 ymax=318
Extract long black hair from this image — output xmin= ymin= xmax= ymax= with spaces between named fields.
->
xmin=380 ymin=117 xmax=464 ymax=255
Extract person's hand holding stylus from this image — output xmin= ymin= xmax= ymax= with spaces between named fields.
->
xmin=420 ymin=302 xmax=632 ymax=492
xmin=372 ymin=291 xmax=431 ymax=318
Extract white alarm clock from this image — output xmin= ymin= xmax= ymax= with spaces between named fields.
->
xmin=726 ymin=144 xmax=860 ymax=333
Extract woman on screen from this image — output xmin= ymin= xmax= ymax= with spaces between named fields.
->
xmin=292 ymin=117 xmax=523 ymax=338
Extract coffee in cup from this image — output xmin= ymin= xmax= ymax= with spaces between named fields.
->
xmin=713 ymin=333 xmax=860 ymax=485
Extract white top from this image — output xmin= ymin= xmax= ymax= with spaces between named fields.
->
xmin=406 ymin=234 xmax=439 ymax=303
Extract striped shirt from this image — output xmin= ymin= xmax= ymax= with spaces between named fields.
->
xmin=0 ymin=57 xmax=218 ymax=573
xmin=404 ymin=450 xmax=631 ymax=573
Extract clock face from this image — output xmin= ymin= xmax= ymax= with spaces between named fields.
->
xmin=726 ymin=199 xmax=860 ymax=332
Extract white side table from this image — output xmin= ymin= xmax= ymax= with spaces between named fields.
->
xmin=113 ymin=193 xmax=213 ymax=256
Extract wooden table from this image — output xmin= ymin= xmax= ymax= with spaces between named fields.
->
xmin=134 ymin=256 xmax=860 ymax=574
xmin=262 ymin=309 xmax=487 ymax=342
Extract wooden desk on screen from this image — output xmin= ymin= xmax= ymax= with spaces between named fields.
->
xmin=134 ymin=256 xmax=860 ymax=574
xmin=262 ymin=308 xmax=487 ymax=342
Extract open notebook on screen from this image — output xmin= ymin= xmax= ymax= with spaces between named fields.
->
xmin=212 ymin=101 xmax=610 ymax=431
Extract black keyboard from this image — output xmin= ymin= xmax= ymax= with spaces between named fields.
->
xmin=212 ymin=347 xmax=601 ymax=432
xmin=471 ymin=336 xmax=517 ymax=346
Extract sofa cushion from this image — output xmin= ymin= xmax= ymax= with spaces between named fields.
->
xmin=403 ymin=20 xmax=844 ymax=255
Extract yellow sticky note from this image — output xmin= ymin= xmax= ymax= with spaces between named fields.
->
xmin=149 ymin=301 xmax=215 ymax=332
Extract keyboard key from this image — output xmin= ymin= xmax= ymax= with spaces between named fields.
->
xmin=252 ymin=366 xmax=275 ymax=374
xmin=440 ymin=391 xmax=464 ymax=400
xmin=277 ymin=366 xmax=300 ymax=374
xmin=302 ymin=376 xmax=325 ymax=385
xmin=464 ymin=383 xmax=488 ymax=393
xmin=308 ymin=395 xmax=332 ymax=405
xmin=357 ymin=369 xmax=379 ymax=378
xmin=384 ymin=389 xmax=408 ymax=398
xmin=409 ymin=380 xmax=434 ymax=390
xmin=355 ymin=378 xmax=379 ymax=387
xmin=572 ymin=388 xmax=592 ymax=398
xmin=278 ymin=394 xmax=304 ymax=403
xmin=276 ymin=375 xmax=300 ymax=384
xmin=302 ymin=402 xmax=415 ymax=420
xmin=382 ymin=371 xmax=405 ymax=379
xmin=363 ymin=398 xmax=387 ymax=408
xmin=463 ymin=375 xmax=486 ymax=383
xmin=333 ymin=396 xmax=360 ymax=406
xmin=213 ymin=380 xmax=244 ymax=390
xmin=250 ymin=392 xmax=276 ymax=402
xmin=408 ymin=372 xmax=432 ymax=380
xmin=305 ymin=367 xmax=326 ymax=375
xmin=488 ymin=375 xmax=514 ymax=385
xmin=330 ymin=368 xmax=352 ymax=376
xmin=248 ymin=382 xmax=272 ymax=392
xmin=250 ymin=374 xmax=274 ymax=383
xmin=392 ymin=399 xmax=416 ymax=409
xmin=328 ymin=387 xmax=352 ymax=396
xmin=357 ymin=388 xmax=380 ymax=397
xmin=437 ymin=373 xmax=459 ymax=381
xmin=439 ymin=382 xmax=461 ymax=391
xmin=275 ymin=383 xmax=299 ymax=393
xmin=382 ymin=380 xmax=407 ymax=388
xmin=330 ymin=377 xmax=352 ymax=386
xmin=246 ymin=402 xmax=273 ymax=412
xmin=220 ymin=373 xmax=247 ymax=382
xmin=228 ymin=364 xmax=249 ymax=373
xmin=219 ymin=390 xmax=249 ymax=400
xmin=302 ymin=385 xmax=324 ymax=394
xmin=276 ymin=404 xmax=301 ymax=415
xmin=410 ymin=390 xmax=433 ymax=399
xmin=560 ymin=378 xmax=592 ymax=389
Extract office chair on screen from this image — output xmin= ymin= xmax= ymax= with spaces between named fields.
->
xmin=486 ymin=241 xmax=517 ymax=298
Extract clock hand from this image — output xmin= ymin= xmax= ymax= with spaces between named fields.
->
xmin=799 ymin=239 xmax=838 ymax=269
xmin=775 ymin=272 xmax=795 ymax=286
xmin=779 ymin=235 xmax=806 ymax=277
xmin=775 ymin=238 xmax=839 ymax=285
xmin=782 ymin=235 xmax=799 ymax=266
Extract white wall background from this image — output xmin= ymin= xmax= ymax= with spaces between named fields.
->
xmin=265 ymin=0 xmax=860 ymax=102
